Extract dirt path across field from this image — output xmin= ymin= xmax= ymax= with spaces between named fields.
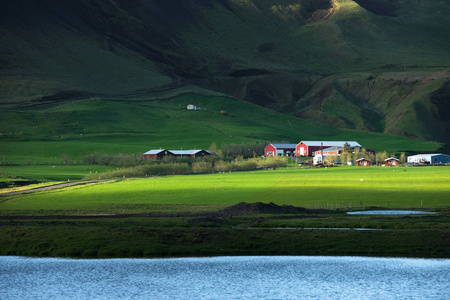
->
xmin=0 ymin=179 xmax=110 ymax=196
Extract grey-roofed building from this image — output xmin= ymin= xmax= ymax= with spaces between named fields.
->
xmin=265 ymin=143 xmax=297 ymax=157
xmin=143 ymin=149 xmax=174 ymax=160
xmin=170 ymin=150 xmax=211 ymax=158
xmin=143 ymin=149 xmax=211 ymax=160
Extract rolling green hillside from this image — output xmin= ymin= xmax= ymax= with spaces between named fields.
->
xmin=0 ymin=0 xmax=449 ymax=146
xmin=0 ymin=93 xmax=441 ymax=164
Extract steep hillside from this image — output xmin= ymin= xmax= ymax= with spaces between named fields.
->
xmin=0 ymin=0 xmax=449 ymax=144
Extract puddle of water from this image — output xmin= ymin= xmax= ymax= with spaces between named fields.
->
xmin=243 ymin=227 xmax=382 ymax=231
xmin=347 ymin=210 xmax=437 ymax=215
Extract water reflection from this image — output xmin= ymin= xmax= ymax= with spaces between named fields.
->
xmin=1 ymin=256 xmax=449 ymax=300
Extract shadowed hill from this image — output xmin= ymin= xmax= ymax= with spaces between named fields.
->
xmin=0 ymin=0 xmax=449 ymax=144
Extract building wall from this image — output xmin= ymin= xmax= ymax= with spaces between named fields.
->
xmin=143 ymin=153 xmax=164 ymax=160
xmin=385 ymin=159 xmax=398 ymax=166
xmin=266 ymin=145 xmax=296 ymax=156
xmin=432 ymin=155 xmax=450 ymax=164
xmin=265 ymin=144 xmax=276 ymax=157
xmin=313 ymin=150 xmax=340 ymax=156
xmin=408 ymin=154 xmax=450 ymax=164
xmin=296 ymin=142 xmax=309 ymax=156
xmin=357 ymin=160 xmax=370 ymax=166
xmin=307 ymin=146 xmax=324 ymax=156
xmin=280 ymin=148 xmax=295 ymax=156
xmin=143 ymin=151 xmax=175 ymax=160
xmin=193 ymin=150 xmax=210 ymax=158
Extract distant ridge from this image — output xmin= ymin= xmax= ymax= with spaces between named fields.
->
xmin=0 ymin=0 xmax=449 ymax=144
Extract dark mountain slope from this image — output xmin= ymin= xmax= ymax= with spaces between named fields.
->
xmin=0 ymin=0 xmax=449 ymax=144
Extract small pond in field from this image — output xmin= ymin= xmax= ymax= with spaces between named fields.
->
xmin=347 ymin=210 xmax=437 ymax=215
xmin=1 ymin=256 xmax=449 ymax=299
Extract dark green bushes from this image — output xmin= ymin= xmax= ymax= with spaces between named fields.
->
xmin=221 ymin=142 xmax=267 ymax=158
xmin=87 ymin=156 xmax=289 ymax=179
xmin=89 ymin=162 xmax=191 ymax=178
xmin=81 ymin=152 xmax=143 ymax=167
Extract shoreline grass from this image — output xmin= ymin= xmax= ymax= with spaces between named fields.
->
xmin=0 ymin=214 xmax=448 ymax=259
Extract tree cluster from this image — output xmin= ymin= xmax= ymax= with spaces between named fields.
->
xmin=221 ymin=142 xmax=267 ymax=158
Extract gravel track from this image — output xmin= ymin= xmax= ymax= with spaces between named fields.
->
xmin=0 ymin=179 xmax=109 ymax=196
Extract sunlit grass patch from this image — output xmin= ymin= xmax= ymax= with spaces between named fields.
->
xmin=1 ymin=166 xmax=448 ymax=213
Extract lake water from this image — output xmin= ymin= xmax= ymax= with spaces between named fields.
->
xmin=1 ymin=256 xmax=449 ymax=300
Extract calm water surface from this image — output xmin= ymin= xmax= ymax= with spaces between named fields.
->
xmin=1 ymin=256 xmax=449 ymax=300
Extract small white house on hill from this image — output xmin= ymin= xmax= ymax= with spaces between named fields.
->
xmin=187 ymin=104 xmax=200 ymax=110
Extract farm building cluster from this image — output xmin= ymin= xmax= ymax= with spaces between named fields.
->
xmin=264 ymin=141 xmax=367 ymax=157
xmin=143 ymin=149 xmax=211 ymax=160
xmin=264 ymin=141 xmax=376 ymax=166
xmin=264 ymin=141 xmax=450 ymax=166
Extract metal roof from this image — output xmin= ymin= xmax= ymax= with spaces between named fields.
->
xmin=170 ymin=150 xmax=210 ymax=155
xmin=270 ymin=143 xmax=297 ymax=149
xmin=299 ymin=141 xmax=361 ymax=147
xmin=144 ymin=149 xmax=167 ymax=155
xmin=407 ymin=153 xmax=447 ymax=158
xmin=314 ymin=146 xmax=343 ymax=152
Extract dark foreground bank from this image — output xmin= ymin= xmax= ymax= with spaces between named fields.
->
xmin=1 ymin=204 xmax=448 ymax=258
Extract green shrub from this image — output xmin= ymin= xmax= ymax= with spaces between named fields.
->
xmin=192 ymin=161 xmax=214 ymax=173
xmin=82 ymin=152 xmax=143 ymax=167
xmin=89 ymin=162 xmax=192 ymax=178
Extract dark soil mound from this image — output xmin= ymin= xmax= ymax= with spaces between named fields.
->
xmin=219 ymin=202 xmax=307 ymax=216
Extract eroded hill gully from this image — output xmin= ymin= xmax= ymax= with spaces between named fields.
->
xmin=198 ymin=71 xmax=449 ymax=141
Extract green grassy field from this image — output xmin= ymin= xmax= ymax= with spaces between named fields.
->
xmin=1 ymin=166 xmax=448 ymax=213
xmin=0 ymin=165 xmax=115 ymax=182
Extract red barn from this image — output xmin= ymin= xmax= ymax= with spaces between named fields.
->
xmin=265 ymin=144 xmax=297 ymax=157
xmin=385 ymin=157 xmax=399 ymax=166
xmin=296 ymin=141 xmax=361 ymax=156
